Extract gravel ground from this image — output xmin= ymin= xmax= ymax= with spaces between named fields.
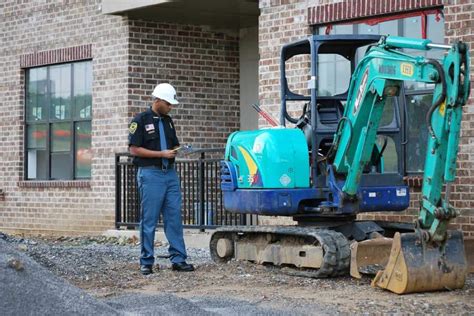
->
xmin=1 ymin=232 xmax=473 ymax=315
xmin=0 ymin=238 xmax=118 ymax=316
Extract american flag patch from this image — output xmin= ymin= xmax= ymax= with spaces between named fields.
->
xmin=145 ymin=124 xmax=155 ymax=131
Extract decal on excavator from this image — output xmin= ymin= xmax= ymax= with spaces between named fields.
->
xmin=400 ymin=62 xmax=414 ymax=77
xmin=237 ymin=146 xmax=262 ymax=186
xmin=279 ymin=174 xmax=291 ymax=187
xmin=439 ymin=100 xmax=446 ymax=116
xmin=354 ymin=68 xmax=369 ymax=115
xmin=238 ymin=146 xmax=257 ymax=175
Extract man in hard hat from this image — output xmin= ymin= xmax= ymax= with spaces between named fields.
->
xmin=128 ymin=83 xmax=194 ymax=275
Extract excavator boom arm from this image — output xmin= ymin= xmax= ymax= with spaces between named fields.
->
xmin=419 ymin=40 xmax=470 ymax=242
xmin=330 ymin=36 xmax=470 ymax=243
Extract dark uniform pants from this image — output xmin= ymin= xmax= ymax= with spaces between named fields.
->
xmin=137 ymin=166 xmax=187 ymax=265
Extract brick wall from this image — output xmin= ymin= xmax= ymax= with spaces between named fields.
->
xmin=258 ymin=0 xmax=474 ymax=235
xmin=0 ymin=1 xmax=241 ymax=234
xmin=127 ymin=20 xmax=240 ymax=148
xmin=0 ymin=0 xmax=130 ymax=234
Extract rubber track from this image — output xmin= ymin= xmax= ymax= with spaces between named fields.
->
xmin=209 ymin=226 xmax=350 ymax=278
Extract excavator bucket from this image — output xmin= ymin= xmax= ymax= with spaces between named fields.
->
xmin=372 ymin=231 xmax=468 ymax=294
xmin=350 ymin=237 xmax=393 ymax=279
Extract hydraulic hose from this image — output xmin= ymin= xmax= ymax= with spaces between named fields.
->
xmin=327 ymin=117 xmax=353 ymax=163
xmin=284 ymin=110 xmax=299 ymax=124
xmin=425 ymin=59 xmax=446 ymax=142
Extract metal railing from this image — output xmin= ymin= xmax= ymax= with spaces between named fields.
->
xmin=115 ymin=149 xmax=258 ymax=230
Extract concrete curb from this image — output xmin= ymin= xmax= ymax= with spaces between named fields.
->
xmin=103 ymin=229 xmax=214 ymax=249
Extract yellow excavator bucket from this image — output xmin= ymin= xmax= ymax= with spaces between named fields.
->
xmin=350 ymin=237 xmax=393 ymax=279
xmin=372 ymin=230 xmax=468 ymax=294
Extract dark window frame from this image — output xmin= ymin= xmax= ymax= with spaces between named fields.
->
xmin=24 ymin=60 xmax=92 ymax=181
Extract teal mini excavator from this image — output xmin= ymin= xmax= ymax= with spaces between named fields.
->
xmin=210 ymin=35 xmax=470 ymax=294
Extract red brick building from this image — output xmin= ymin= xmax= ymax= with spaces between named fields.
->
xmin=0 ymin=0 xmax=473 ymax=235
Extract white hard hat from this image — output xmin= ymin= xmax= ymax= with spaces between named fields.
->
xmin=151 ymin=83 xmax=179 ymax=105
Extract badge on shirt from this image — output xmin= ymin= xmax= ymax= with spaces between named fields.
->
xmin=145 ymin=124 xmax=155 ymax=132
xmin=129 ymin=122 xmax=138 ymax=134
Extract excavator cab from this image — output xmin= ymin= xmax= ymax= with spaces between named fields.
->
xmin=279 ymin=35 xmax=410 ymax=217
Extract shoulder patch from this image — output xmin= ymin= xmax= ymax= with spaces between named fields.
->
xmin=129 ymin=122 xmax=138 ymax=134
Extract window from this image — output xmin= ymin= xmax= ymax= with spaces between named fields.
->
xmin=26 ymin=61 xmax=92 ymax=180
xmin=317 ymin=24 xmax=354 ymax=96
xmin=318 ymin=53 xmax=351 ymax=96
xmin=317 ymin=13 xmax=445 ymax=175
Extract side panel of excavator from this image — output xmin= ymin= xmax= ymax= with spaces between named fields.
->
xmin=221 ymin=128 xmax=409 ymax=215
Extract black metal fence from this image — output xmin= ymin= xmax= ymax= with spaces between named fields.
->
xmin=115 ymin=149 xmax=258 ymax=230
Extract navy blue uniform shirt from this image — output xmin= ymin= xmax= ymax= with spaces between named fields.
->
xmin=128 ymin=107 xmax=180 ymax=167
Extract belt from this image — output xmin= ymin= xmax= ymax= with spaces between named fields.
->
xmin=140 ymin=164 xmax=175 ymax=171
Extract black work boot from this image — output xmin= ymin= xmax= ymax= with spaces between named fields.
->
xmin=171 ymin=262 xmax=195 ymax=272
xmin=140 ymin=265 xmax=153 ymax=275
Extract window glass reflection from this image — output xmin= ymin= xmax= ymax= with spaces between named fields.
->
xmin=27 ymin=67 xmax=47 ymax=122
xmin=51 ymin=122 xmax=72 ymax=152
xmin=75 ymin=121 xmax=92 ymax=178
xmin=376 ymin=135 xmax=398 ymax=173
xmin=406 ymin=94 xmax=432 ymax=172
xmin=318 ymin=54 xmax=351 ymax=96
xmin=50 ymin=64 xmax=71 ymax=120
xmin=74 ymin=61 xmax=92 ymax=119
